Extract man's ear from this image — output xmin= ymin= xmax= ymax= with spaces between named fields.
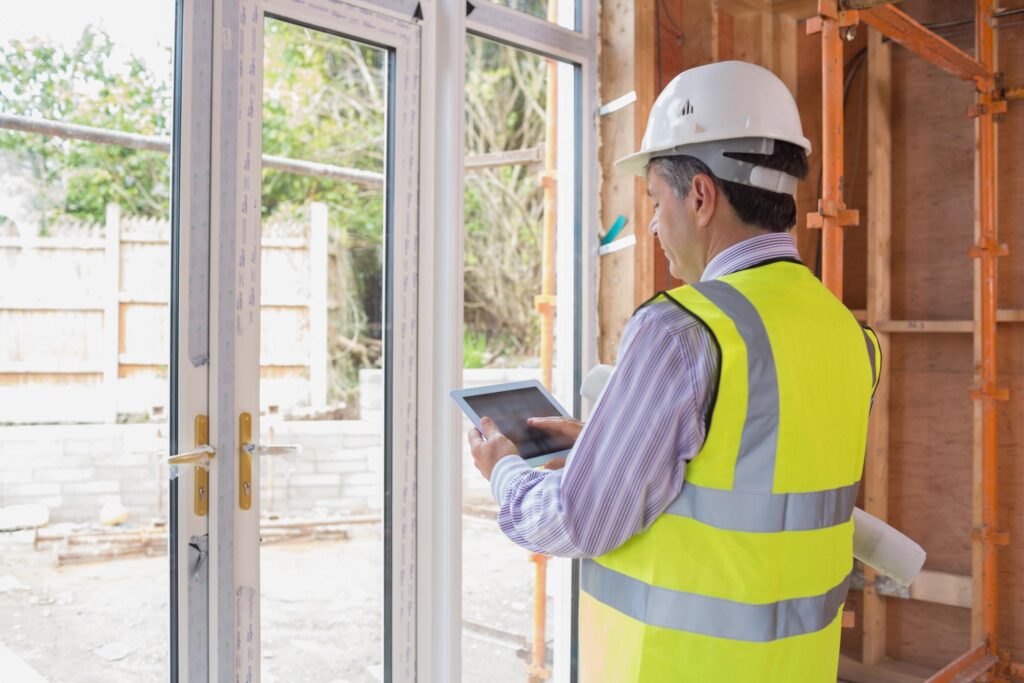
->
xmin=690 ymin=174 xmax=718 ymax=228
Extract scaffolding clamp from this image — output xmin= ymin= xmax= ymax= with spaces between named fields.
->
xmin=806 ymin=2 xmax=859 ymax=35
xmin=967 ymin=100 xmax=1008 ymax=118
xmin=971 ymin=526 xmax=1010 ymax=546
xmin=968 ymin=242 xmax=1009 ymax=258
xmin=970 ymin=386 xmax=1010 ymax=402
xmin=534 ymin=294 xmax=557 ymax=315
xmin=806 ymin=200 xmax=859 ymax=229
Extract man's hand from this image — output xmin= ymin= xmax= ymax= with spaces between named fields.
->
xmin=527 ymin=416 xmax=584 ymax=444
xmin=468 ymin=416 xmax=518 ymax=480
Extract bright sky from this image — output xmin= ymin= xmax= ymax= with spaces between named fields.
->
xmin=0 ymin=0 xmax=175 ymax=73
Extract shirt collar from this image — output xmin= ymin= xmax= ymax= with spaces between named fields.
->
xmin=700 ymin=232 xmax=801 ymax=282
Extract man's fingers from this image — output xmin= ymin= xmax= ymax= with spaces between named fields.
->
xmin=467 ymin=427 xmax=483 ymax=450
xmin=528 ymin=416 xmax=581 ymax=435
xmin=480 ymin=416 xmax=504 ymax=440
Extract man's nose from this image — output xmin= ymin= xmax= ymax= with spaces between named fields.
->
xmin=649 ymin=216 xmax=659 ymax=236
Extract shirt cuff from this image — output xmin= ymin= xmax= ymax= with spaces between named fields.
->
xmin=490 ymin=455 xmax=531 ymax=506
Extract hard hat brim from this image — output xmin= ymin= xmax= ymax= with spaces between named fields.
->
xmin=615 ymin=133 xmax=813 ymax=177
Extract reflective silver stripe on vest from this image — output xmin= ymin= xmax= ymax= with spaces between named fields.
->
xmin=582 ymin=560 xmax=852 ymax=642
xmin=665 ymin=480 xmax=860 ymax=532
xmin=691 ymin=280 xmax=778 ymax=492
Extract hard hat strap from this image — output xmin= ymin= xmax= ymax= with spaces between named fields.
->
xmin=652 ymin=137 xmax=800 ymax=196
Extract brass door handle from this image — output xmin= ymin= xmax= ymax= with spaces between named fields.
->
xmin=168 ymin=416 xmax=214 ymax=516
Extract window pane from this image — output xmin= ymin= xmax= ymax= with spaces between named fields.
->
xmin=484 ymin=0 xmax=576 ymax=28
xmin=0 ymin=2 xmax=173 ymax=681
xmin=259 ymin=17 xmax=387 ymax=682
xmin=462 ymin=34 xmax=576 ymax=682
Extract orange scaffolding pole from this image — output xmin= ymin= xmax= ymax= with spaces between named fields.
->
xmin=527 ymin=2 xmax=559 ymax=679
xmin=809 ymin=0 xmax=1017 ymax=679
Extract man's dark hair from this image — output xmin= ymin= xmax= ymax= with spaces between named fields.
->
xmin=646 ymin=141 xmax=809 ymax=232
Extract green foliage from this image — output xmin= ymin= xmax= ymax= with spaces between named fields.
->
xmin=463 ymin=330 xmax=488 ymax=369
xmin=463 ymin=36 xmax=548 ymax=360
xmin=0 ymin=27 xmax=171 ymax=230
xmin=1 ymin=22 xmax=549 ymax=402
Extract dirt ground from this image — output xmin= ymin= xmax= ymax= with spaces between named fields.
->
xmin=0 ymin=519 xmax=554 ymax=683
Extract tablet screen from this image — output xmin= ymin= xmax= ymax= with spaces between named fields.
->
xmin=463 ymin=387 xmax=575 ymax=459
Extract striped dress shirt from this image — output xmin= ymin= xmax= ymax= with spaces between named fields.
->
xmin=489 ymin=231 xmax=802 ymax=558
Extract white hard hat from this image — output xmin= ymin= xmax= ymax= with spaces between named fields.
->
xmin=616 ymin=61 xmax=811 ymax=195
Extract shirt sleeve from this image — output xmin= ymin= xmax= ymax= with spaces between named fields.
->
xmin=491 ymin=303 xmax=717 ymax=558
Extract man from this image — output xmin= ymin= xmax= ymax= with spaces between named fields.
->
xmin=469 ymin=61 xmax=880 ymax=682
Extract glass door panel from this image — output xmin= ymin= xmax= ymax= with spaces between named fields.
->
xmin=0 ymin=3 xmax=177 ymax=681
xmin=461 ymin=33 xmax=578 ymax=682
xmin=258 ymin=17 xmax=387 ymax=682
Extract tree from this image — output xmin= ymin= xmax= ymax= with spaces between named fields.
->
xmin=0 ymin=26 xmax=171 ymax=231
xmin=463 ymin=35 xmax=548 ymax=359
xmin=0 ymin=21 xmax=551 ymax=404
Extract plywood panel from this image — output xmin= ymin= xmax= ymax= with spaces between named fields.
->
xmin=833 ymin=0 xmax=1024 ymax=668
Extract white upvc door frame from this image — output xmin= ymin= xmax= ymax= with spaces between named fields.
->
xmin=419 ymin=1 xmax=600 ymax=681
xmin=202 ymin=1 xmax=422 ymax=681
xmin=176 ymin=0 xmax=596 ymax=678
xmin=171 ymin=0 xmax=216 ymax=680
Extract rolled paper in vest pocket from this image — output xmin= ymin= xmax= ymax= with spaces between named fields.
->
xmin=851 ymin=507 xmax=927 ymax=586
xmin=580 ymin=364 xmax=615 ymax=403
xmin=580 ymin=364 xmax=928 ymax=587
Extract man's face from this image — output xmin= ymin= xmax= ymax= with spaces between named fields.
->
xmin=646 ymin=170 xmax=704 ymax=283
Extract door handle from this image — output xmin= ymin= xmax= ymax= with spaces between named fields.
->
xmin=168 ymin=416 xmax=215 ymax=516
xmin=239 ymin=411 xmax=303 ymax=511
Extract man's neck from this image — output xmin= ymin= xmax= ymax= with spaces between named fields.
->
xmin=705 ymin=221 xmax=772 ymax=267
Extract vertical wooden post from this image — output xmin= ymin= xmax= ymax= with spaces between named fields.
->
xmin=819 ymin=0 xmax=845 ymax=299
xmin=773 ymin=13 xmax=799 ymax=95
xmin=863 ymin=26 xmax=891 ymax=667
xmin=309 ymin=202 xmax=329 ymax=409
xmin=104 ymin=203 xmax=121 ymax=423
xmin=633 ymin=0 xmax=658 ymax=307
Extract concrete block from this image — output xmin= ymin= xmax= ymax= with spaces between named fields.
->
xmin=340 ymin=484 xmax=379 ymax=499
xmin=62 ymin=438 xmax=121 ymax=457
xmin=5 ymin=482 xmax=61 ymax=497
xmin=314 ymin=457 xmax=370 ymax=475
xmin=0 ymin=494 xmax=63 ymax=510
xmin=4 ymin=438 xmax=62 ymax=458
xmin=62 ymin=480 xmax=120 ymax=495
xmin=27 ymin=453 xmax=98 ymax=470
xmin=91 ymin=466 xmax=156 ymax=483
xmin=285 ymin=473 xmax=342 ymax=487
xmin=0 ymin=470 xmax=34 ymax=484
xmin=342 ymin=471 xmax=382 ymax=486
xmin=283 ymin=485 xmax=342 ymax=501
xmin=33 ymin=467 xmax=95 ymax=484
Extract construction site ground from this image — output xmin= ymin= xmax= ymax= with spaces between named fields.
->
xmin=0 ymin=516 xmax=552 ymax=683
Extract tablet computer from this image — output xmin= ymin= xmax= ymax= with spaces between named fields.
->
xmin=450 ymin=380 xmax=574 ymax=467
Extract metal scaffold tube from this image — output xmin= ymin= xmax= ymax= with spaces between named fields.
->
xmin=972 ymin=0 xmax=1003 ymax=661
xmin=526 ymin=1 xmax=560 ymax=679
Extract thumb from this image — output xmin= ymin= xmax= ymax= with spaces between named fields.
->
xmin=480 ymin=416 xmax=503 ymax=440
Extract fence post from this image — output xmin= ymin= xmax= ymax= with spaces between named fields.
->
xmin=104 ymin=203 xmax=122 ymax=423
xmin=309 ymin=202 xmax=329 ymax=409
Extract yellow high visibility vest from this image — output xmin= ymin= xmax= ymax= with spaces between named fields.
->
xmin=580 ymin=259 xmax=881 ymax=683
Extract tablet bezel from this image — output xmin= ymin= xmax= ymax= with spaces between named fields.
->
xmin=450 ymin=379 xmax=573 ymax=467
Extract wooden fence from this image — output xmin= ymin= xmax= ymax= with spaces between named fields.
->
xmin=0 ymin=203 xmax=329 ymax=423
